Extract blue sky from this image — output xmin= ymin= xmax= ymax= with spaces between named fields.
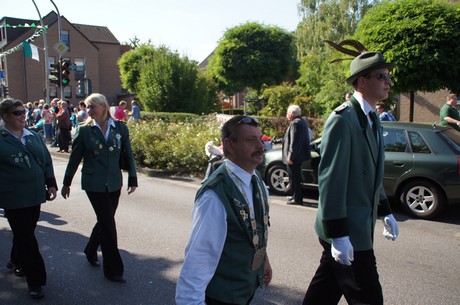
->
xmin=4 ymin=0 xmax=301 ymax=62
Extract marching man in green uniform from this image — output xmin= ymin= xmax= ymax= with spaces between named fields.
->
xmin=302 ymin=52 xmax=399 ymax=305
xmin=176 ymin=115 xmax=272 ymax=305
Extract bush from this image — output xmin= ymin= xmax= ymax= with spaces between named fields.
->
xmin=128 ymin=116 xmax=220 ymax=175
xmin=128 ymin=113 xmax=324 ymax=175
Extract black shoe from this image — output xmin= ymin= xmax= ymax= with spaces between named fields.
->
xmin=6 ymin=261 xmax=25 ymax=277
xmin=106 ymin=275 xmax=126 ymax=283
xmin=87 ymin=258 xmax=100 ymax=267
xmin=84 ymin=249 xmax=99 ymax=267
xmin=28 ymin=286 xmax=44 ymax=299
xmin=287 ymin=199 xmax=302 ymax=205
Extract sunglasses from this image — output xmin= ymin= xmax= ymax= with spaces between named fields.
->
xmin=235 ymin=117 xmax=259 ymax=127
xmin=366 ymin=73 xmax=392 ymax=82
xmin=10 ymin=109 xmax=26 ymax=116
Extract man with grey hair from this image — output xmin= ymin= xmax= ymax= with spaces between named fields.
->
xmin=282 ymin=105 xmax=311 ymax=205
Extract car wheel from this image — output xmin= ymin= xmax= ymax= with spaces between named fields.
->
xmin=267 ymin=164 xmax=290 ymax=196
xmin=398 ymin=180 xmax=446 ymax=219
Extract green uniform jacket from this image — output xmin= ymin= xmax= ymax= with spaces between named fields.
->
xmin=315 ymin=98 xmax=391 ymax=251
xmin=63 ymin=121 xmax=137 ymax=192
xmin=198 ymin=165 xmax=268 ymax=305
xmin=0 ymin=129 xmax=57 ymax=209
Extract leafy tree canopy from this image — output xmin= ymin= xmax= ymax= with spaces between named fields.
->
xmin=209 ymin=22 xmax=297 ymax=95
xmin=118 ymin=43 xmax=156 ymax=93
xmin=353 ymin=0 xmax=460 ymax=93
xmin=296 ymin=0 xmax=376 ymax=116
xmin=118 ymin=43 xmax=218 ymax=114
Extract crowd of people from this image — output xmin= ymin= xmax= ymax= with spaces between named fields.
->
xmin=20 ymin=97 xmax=140 ymax=153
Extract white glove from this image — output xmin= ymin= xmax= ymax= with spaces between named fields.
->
xmin=383 ymin=214 xmax=399 ymax=241
xmin=331 ymin=236 xmax=354 ymax=266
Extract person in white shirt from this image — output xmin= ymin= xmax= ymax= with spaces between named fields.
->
xmin=176 ymin=115 xmax=272 ymax=305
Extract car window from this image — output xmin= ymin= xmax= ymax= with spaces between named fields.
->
xmin=408 ymin=131 xmax=431 ymax=154
xmin=383 ymin=129 xmax=408 ymax=152
xmin=439 ymin=128 xmax=460 ymax=154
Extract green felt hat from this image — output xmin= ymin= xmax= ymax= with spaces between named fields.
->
xmin=346 ymin=52 xmax=395 ymax=85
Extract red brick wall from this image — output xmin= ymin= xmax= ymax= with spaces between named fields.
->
xmin=398 ymin=89 xmax=454 ymax=124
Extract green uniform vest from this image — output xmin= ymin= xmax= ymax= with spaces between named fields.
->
xmin=197 ymin=164 xmax=268 ymax=305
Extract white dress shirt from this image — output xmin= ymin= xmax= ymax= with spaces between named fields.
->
xmin=175 ymin=160 xmax=268 ymax=305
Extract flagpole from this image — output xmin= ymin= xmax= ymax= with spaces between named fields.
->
xmin=31 ymin=0 xmax=50 ymax=104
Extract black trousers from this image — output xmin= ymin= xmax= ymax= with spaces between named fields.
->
xmin=287 ymin=163 xmax=303 ymax=203
xmin=85 ymin=189 xmax=123 ymax=278
xmin=303 ymin=238 xmax=383 ymax=305
xmin=4 ymin=205 xmax=46 ymax=288
xmin=58 ymin=127 xmax=71 ymax=152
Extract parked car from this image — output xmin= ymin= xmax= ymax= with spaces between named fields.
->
xmin=258 ymin=122 xmax=460 ymax=219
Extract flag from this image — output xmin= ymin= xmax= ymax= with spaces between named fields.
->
xmin=22 ymin=41 xmax=40 ymax=62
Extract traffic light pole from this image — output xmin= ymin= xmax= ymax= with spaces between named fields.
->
xmin=31 ymin=0 xmax=50 ymax=104
xmin=49 ymin=0 xmax=64 ymax=100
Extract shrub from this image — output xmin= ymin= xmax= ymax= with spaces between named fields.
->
xmin=128 ymin=113 xmax=324 ymax=175
xmin=128 ymin=116 xmax=220 ymax=175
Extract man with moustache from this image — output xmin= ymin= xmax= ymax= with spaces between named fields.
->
xmin=176 ymin=115 xmax=272 ymax=305
xmin=302 ymin=52 xmax=400 ymax=305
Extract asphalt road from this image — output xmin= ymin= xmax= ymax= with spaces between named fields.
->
xmin=1 ymin=152 xmax=460 ymax=305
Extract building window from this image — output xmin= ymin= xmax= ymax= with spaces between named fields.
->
xmin=61 ymin=30 xmax=70 ymax=49
xmin=74 ymin=58 xmax=85 ymax=80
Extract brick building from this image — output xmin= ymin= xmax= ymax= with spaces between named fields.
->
xmin=0 ymin=11 xmax=129 ymax=107
xmin=398 ymin=89 xmax=456 ymax=124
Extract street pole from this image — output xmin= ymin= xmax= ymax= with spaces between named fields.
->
xmin=49 ymin=0 xmax=63 ymax=100
xmin=31 ymin=0 xmax=50 ymax=104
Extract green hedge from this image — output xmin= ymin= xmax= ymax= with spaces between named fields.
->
xmin=128 ymin=113 xmax=324 ymax=175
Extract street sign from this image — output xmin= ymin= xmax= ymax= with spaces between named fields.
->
xmin=69 ymin=63 xmax=77 ymax=71
xmin=54 ymin=41 xmax=69 ymax=56
xmin=0 ymin=70 xmax=4 ymax=79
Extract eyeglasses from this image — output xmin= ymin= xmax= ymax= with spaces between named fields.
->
xmin=10 ymin=109 xmax=26 ymax=116
xmin=366 ymin=73 xmax=392 ymax=82
xmin=235 ymin=117 xmax=259 ymax=127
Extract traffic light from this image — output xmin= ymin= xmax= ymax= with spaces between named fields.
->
xmin=61 ymin=60 xmax=70 ymax=86
xmin=49 ymin=62 xmax=61 ymax=86
xmin=77 ymin=79 xmax=85 ymax=96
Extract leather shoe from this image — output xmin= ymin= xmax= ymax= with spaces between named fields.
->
xmin=84 ymin=250 xmax=99 ymax=267
xmin=106 ymin=275 xmax=126 ymax=283
xmin=287 ymin=199 xmax=302 ymax=205
xmin=6 ymin=261 xmax=25 ymax=277
xmin=87 ymin=258 xmax=100 ymax=267
xmin=28 ymin=286 xmax=44 ymax=299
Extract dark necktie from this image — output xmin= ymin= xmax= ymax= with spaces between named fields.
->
xmin=369 ymin=111 xmax=379 ymax=140
xmin=251 ymin=175 xmax=262 ymax=219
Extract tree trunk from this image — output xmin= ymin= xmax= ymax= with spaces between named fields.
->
xmin=409 ymin=91 xmax=414 ymax=122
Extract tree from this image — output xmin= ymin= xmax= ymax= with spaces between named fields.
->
xmin=296 ymin=0 xmax=376 ymax=116
xmin=353 ymin=0 xmax=460 ymax=121
xmin=208 ymin=22 xmax=297 ymax=95
xmin=136 ymin=46 xmax=218 ymax=114
xmin=118 ymin=44 xmax=156 ymax=93
xmin=260 ymin=83 xmax=315 ymax=117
